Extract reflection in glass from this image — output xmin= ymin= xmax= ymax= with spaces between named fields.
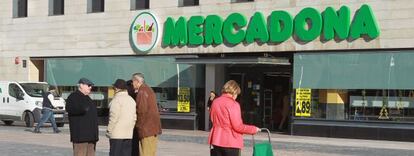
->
xmin=296 ymin=89 xmax=414 ymax=122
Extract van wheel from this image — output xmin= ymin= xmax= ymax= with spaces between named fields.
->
xmin=24 ymin=112 xmax=35 ymax=127
xmin=56 ymin=123 xmax=64 ymax=127
xmin=2 ymin=121 xmax=13 ymax=126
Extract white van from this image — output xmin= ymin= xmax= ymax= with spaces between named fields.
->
xmin=0 ymin=81 xmax=66 ymax=127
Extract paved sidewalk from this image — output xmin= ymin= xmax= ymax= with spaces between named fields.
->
xmin=157 ymin=128 xmax=414 ymax=155
xmin=98 ymin=125 xmax=414 ymax=155
xmin=1 ymin=123 xmax=414 ymax=156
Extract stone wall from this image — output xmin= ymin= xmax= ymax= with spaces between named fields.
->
xmin=0 ymin=57 xmax=30 ymax=81
xmin=0 ymin=0 xmax=413 ymax=57
xmin=0 ymin=0 xmax=413 ymax=80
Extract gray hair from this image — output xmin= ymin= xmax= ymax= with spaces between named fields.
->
xmin=132 ymin=73 xmax=145 ymax=83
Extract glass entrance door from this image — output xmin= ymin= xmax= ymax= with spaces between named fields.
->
xmin=226 ymin=64 xmax=292 ymax=131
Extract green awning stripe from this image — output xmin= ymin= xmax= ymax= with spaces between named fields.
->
xmin=293 ymin=51 xmax=414 ymax=89
xmin=46 ymin=57 xmax=198 ymax=87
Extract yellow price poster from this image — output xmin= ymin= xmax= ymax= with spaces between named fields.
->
xmin=295 ymin=88 xmax=311 ymax=117
xmin=108 ymin=87 xmax=115 ymax=99
xmin=177 ymin=87 xmax=190 ymax=112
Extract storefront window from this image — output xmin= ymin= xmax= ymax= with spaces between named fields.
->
xmin=294 ymin=89 xmax=414 ymax=122
xmin=349 ymin=89 xmax=414 ymax=122
xmin=46 ymin=57 xmax=205 ymax=116
xmin=293 ymin=52 xmax=414 ymax=123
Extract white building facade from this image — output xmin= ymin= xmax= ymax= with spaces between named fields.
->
xmin=1 ymin=0 xmax=414 ymax=140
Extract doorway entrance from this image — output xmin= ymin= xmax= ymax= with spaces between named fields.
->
xmin=30 ymin=59 xmax=44 ymax=82
xmin=226 ymin=64 xmax=292 ymax=131
xmin=176 ymin=55 xmax=292 ymax=131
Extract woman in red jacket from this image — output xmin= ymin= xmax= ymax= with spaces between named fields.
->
xmin=208 ymin=80 xmax=260 ymax=156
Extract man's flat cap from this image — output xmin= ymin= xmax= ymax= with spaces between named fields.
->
xmin=78 ymin=78 xmax=94 ymax=86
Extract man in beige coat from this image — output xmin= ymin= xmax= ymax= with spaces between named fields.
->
xmin=107 ymin=79 xmax=137 ymax=156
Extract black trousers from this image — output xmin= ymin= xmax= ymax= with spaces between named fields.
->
xmin=109 ymin=139 xmax=132 ymax=156
xmin=210 ymin=145 xmax=240 ymax=156
xmin=131 ymin=127 xmax=140 ymax=156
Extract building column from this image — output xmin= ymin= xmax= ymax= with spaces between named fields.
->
xmin=204 ymin=64 xmax=225 ymax=131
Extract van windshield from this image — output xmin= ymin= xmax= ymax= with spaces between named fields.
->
xmin=19 ymin=83 xmax=48 ymax=97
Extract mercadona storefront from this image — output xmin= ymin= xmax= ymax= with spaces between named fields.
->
xmin=2 ymin=0 xmax=414 ymax=141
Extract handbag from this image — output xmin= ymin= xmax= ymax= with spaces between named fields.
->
xmin=252 ymin=128 xmax=274 ymax=156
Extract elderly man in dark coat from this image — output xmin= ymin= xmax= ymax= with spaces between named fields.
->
xmin=66 ymin=78 xmax=98 ymax=156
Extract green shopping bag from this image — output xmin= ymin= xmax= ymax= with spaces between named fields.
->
xmin=252 ymin=128 xmax=274 ymax=156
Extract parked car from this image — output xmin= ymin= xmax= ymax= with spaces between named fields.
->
xmin=0 ymin=81 xmax=66 ymax=127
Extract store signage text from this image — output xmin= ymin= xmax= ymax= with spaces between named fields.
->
xmin=162 ymin=4 xmax=380 ymax=46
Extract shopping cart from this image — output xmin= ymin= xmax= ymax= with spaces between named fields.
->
xmin=252 ymin=128 xmax=274 ymax=156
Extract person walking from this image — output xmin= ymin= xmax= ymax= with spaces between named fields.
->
xmin=66 ymin=78 xmax=99 ymax=156
xmin=33 ymin=86 xmax=61 ymax=133
xmin=107 ymin=79 xmax=137 ymax=156
xmin=208 ymin=80 xmax=260 ymax=156
xmin=131 ymin=73 xmax=162 ymax=156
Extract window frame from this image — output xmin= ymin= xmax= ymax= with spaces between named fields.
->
xmin=13 ymin=0 xmax=28 ymax=18
xmin=178 ymin=0 xmax=199 ymax=7
xmin=231 ymin=0 xmax=254 ymax=3
xmin=88 ymin=0 xmax=105 ymax=13
xmin=49 ymin=0 xmax=64 ymax=16
xmin=8 ymin=84 xmax=23 ymax=99
xmin=131 ymin=0 xmax=150 ymax=10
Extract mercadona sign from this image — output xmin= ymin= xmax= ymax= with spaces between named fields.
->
xmin=162 ymin=4 xmax=380 ymax=46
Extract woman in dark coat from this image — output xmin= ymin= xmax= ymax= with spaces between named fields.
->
xmin=207 ymin=91 xmax=217 ymax=111
xmin=207 ymin=91 xmax=217 ymax=130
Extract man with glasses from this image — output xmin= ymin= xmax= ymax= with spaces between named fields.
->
xmin=66 ymin=78 xmax=99 ymax=156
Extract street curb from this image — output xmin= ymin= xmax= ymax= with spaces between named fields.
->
xmin=96 ymin=128 xmax=282 ymax=148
